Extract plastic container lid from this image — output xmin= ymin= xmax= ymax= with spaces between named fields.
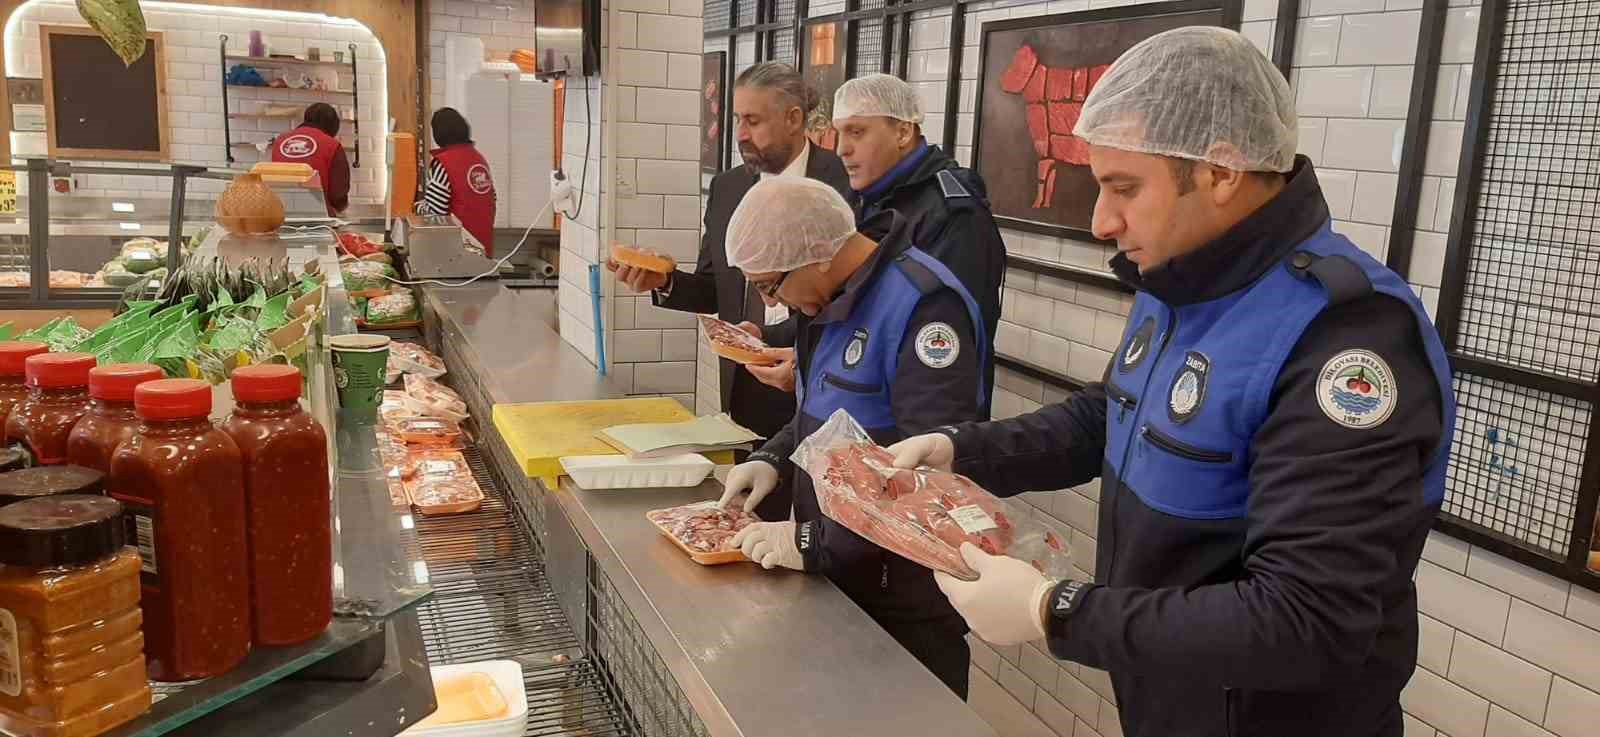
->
xmin=0 ymin=494 xmax=125 ymax=567
xmin=0 ymin=466 xmax=106 ymax=506
xmin=0 ymin=342 xmax=48 ymax=376
xmin=89 ymin=363 xmax=165 ymax=402
xmin=24 ymin=352 xmax=96 ymax=388
xmin=135 ymin=379 xmax=213 ymax=420
xmin=231 ymin=364 xmax=302 ymax=403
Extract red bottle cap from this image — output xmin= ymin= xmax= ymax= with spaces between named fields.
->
xmin=0 ymin=342 xmax=49 ymax=377
xmin=231 ymin=364 xmax=302 ymax=403
xmin=88 ymin=363 xmax=165 ymax=402
xmin=135 ymin=379 xmax=213 ymax=420
xmin=25 ymin=353 xmax=96 ymax=389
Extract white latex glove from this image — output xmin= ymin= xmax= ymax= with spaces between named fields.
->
xmin=732 ymin=521 xmax=803 ymax=570
xmin=717 ymin=460 xmax=780 ymax=512
xmin=936 ymin=543 xmax=1054 ymax=646
xmin=887 ymin=432 xmax=956 ymax=471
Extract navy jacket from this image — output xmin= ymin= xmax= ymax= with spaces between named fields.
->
xmin=940 ymin=158 xmax=1455 ymax=737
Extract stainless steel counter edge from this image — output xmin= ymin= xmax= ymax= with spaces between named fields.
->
xmin=423 ymin=285 xmax=999 ymax=737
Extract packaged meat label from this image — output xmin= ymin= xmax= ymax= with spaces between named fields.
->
xmin=947 ymin=504 xmax=998 ymax=535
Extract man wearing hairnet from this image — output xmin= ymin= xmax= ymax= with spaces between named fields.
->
xmin=714 ymin=176 xmax=993 ymax=698
xmin=756 ymin=73 xmax=1006 ymax=402
xmin=889 ymin=28 xmax=1456 ymax=737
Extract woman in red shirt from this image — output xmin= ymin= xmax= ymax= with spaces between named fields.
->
xmin=417 ymin=108 xmax=497 ymax=256
xmin=272 ymin=103 xmax=350 ymax=216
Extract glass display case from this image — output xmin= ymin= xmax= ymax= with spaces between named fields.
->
xmin=0 ymin=158 xmax=341 ymax=310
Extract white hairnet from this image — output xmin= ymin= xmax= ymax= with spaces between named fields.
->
xmin=726 ymin=176 xmax=858 ymax=273
xmin=1074 ymin=26 xmax=1297 ymax=172
xmin=832 ymin=73 xmax=925 ymax=124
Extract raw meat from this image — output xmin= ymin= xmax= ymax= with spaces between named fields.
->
xmin=999 ymin=45 xmax=1039 ymax=94
xmin=698 ymin=315 xmax=780 ymax=366
xmin=646 ymin=502 xmax=758 ymax=554
xmin=794 ymin=409 xmax=1073 ymax=581
xmin=999 ymin=45 xmax=1114 ymax=208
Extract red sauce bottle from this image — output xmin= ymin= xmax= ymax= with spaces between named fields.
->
xmin=0 ymin=343 xmax=47 ymax=426
xmin=5 ymin=354 xmax=96 ymax=466
xmin=108 ymin=379 xmax=250 ymax=681
xmin=220 ymin=365 xmax=331 ymax=646
xmin=66 ymin=364 xmax=165 ymax=474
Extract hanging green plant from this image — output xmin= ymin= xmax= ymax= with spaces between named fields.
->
xmin=75 ymin=0 xmax=149 ymax=66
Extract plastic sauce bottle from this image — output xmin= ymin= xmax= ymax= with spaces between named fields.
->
xmin=220 ymin=365 xmax=332 ymax=646
xmin=5 ymin=354 xmax=96 ymax=466
xmin=107 ymin=379 xmax=250 ymax=682
xmin=0 ymin=495 xmax=151 ymax=737
xmin=0 ymin=343 xmax=48 ymax=426
xmin=65 ymin=365 xmax=165 ymax=474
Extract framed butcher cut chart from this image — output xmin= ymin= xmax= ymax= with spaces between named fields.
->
xmin=972 ymin=0 xmax=1242 ymax=241
xmin=703 ymin=51 xmax=727 ymax=175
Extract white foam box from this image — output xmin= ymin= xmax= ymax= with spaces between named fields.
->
xmin=559 ymin=453 xmax=715 ymax=490
xmin=400 ymin=660 xmax=527 ymax=737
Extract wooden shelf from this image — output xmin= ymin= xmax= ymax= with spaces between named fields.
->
xmin=228 ymin=113 xmax=357 ymax=122
xmin=225 ymin=83 xmax=354 ymax=96
xmin=225 ymin=55 xmax=352 ymax=69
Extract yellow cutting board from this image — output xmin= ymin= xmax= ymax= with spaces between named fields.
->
xmin=492 ymin=397 xmax=736 ymax=487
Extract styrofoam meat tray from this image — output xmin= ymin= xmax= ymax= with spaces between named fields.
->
xmin=559 ymin=453 xmax=715 ymax=490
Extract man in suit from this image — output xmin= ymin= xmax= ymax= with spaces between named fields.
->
xmin=607 ymin=63 xmax=850 ymax=511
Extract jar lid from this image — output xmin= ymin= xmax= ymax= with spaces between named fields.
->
xmin=135 ymin=379 xmax=212 ymax=420
xmin=25 ymin=352 xmax=96 ymax=388
xmin=0 ymin=494 xmax=125 ymax=567
xmin=0 ymin=448 xmax=26 ymax=474
xmin=231 ymin=364 xmax=302 ymax=403
xmin=0 ymin=342 xmax=48 ymax=376
xmin=89 ymin=363 xmax=165 ymax=402
xmin=0 ymin=466 xmax=106 ymax=506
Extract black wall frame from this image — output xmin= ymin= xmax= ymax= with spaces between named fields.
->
xmin=1382 ymin=0 xmax=1449 ymax=278
xmin=1432 ymin=0 xmax=1600 ymax=592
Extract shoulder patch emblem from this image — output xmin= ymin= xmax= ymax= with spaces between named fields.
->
xmin=278 ymin=134 xmax=317 ymax=159
xmin=466 ymin=163 xmax=494 ymax=194
xmin=915 ymin=322 xmax=959 ymax=368
xmin=1119 ymin=317 xmax=1156 ymax=373
xmin=1168 ymin=351 xmax=1210 ymax=423
xmin=843 ymin=328 xmax=869 ymax=369
xmin=1316 ymin=349 xmax=1398 ymax=429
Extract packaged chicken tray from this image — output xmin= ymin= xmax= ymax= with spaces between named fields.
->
xmin=403 ymin=450 xmax=484 ymax=515
xmin=645 ymin=501 xmax=758 ymax=565
xmin=403 ymin=374 xmax=468 ymax=422
xmin=792 ymin=408 xmax=1071 ymax=582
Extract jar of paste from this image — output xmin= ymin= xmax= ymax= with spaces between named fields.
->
xmin=5 ymin=355 xmax=96 ymax=466
xmin=65 ymin=365 xmax=164 ymax=474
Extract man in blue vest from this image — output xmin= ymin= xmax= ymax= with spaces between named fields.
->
xmin=713 ymin=176 xmax=993 ymax=699
xmin=888 ymin=27 xmax=1457 ymax=737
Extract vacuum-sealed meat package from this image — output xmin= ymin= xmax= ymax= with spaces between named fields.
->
xmin=792 ymin=408 xmax=1071 ymax=581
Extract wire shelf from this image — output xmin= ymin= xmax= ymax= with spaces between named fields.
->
xmin=1454 ymin=0 xmax=1600 ymax=384
xmin=587 ymin=564 xmax=711 ymax=737
xmin=1442 ymin=372 xmax=1593 ymax=558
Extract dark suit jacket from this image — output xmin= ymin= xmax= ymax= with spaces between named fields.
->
xmin=654 ymin=142 xmax=851 ymax=438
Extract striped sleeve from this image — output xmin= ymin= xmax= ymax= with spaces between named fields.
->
xmin=417 ymin=160 xmax=451 ymax=215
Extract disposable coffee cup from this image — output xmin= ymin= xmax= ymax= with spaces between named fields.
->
xmin=329 ymin=334 xmax=390 ymax=417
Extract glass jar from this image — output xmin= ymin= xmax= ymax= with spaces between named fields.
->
xmin=5 ymin=355 xmax=96 ymax=466
xmin=220 ymin=365 xmax=331 ymax=646
xmin=65 ymin=365 xmax=164 ymax=474
xmin=0 ymin=495 xmax=150 ymax=737
xmin=0 ymin=467 xmax=104 ymax=508
xmin=0 ymin=344 xmax=47 ymax=427
xmin=107 ymin=379 xmax=249 ymax=682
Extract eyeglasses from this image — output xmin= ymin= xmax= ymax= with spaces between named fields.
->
xmin=751 ymin=271 xmax=790 ymax=299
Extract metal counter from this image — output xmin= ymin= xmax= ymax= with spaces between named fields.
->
xmin=423 ymin=284 xmax=998 ymax=737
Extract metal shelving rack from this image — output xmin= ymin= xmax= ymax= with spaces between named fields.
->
xmin=217 ymin=36 xmax=361 ymax=168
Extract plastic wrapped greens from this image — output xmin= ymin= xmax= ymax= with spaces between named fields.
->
xmin=792 ymin=408 xmax=1072 ymax=581
xmin=365 ymin=291 xmax=417 ymax=325
xmin=341 ymin=261 xmax=396 ymax=294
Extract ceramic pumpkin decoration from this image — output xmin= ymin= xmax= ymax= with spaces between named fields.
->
xmin=215 ymin=173 xmax=285 ymax=235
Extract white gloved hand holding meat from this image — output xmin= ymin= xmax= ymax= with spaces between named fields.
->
xmin=732 ymin=521 xmax=804 ymax=571
xmin=936 ymin=543 xmax=1054 ymax=645
xmin=717 ymin=460 xmax=780 ymax=512
xmin=886 ymin=432 xmax=956 ymax=472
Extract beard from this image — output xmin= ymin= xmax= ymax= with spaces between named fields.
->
xmin=739 ymin=138 xmax=799 ymax=174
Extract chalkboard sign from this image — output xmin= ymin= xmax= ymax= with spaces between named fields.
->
xmin=40 ymin=25 xmax=169 ymax=161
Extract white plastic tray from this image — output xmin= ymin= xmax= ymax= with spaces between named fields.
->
xmin=400 ymin=660 xmax=527 ymax=737
xmin=559 ymin=453 xmax=715 ymax=490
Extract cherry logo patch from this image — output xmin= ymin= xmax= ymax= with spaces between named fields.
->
xmin=1316 ymin=349 xmax=1397 ymax=429
xmin=466 ymin=164 xmax=493 ymax=195
xmin=278 ymin=134 xmax=317 ymax=159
